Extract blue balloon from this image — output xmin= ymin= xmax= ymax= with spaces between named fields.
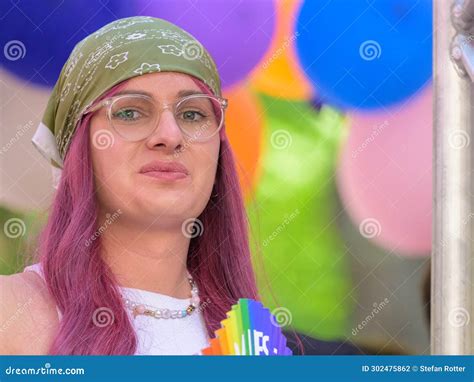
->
xmin=295 ymin=0 xmax=432 ymax=110
xmin=0 ymin=0 xmax=133 ymax=87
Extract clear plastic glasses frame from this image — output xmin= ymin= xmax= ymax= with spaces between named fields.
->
xmin=84 ymin=93 xmax=228 ymax=142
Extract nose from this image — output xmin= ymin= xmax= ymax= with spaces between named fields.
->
xmin=145 ymin=109 xmax=184 ymax=153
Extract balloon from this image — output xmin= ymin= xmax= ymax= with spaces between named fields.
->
xmin=246 ymin=93 xmax=351 ymax=339
xmin=337 ymin=86 xmax=432 ymax=255
xmin=136 ymin=0 xmax=275 ymax=89
xmin=250 ymin=0 xmax=312 ymax=100
xmin=295 ymin=0 xmax=432 ymax=110
xmin=223 ymin=86 xmax=264 ymax=200
xmin=0 ymin=0 xmax=132 ymax=87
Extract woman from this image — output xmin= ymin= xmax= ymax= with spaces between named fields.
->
xmin=0 ymin=16 xmax=258 ymax=355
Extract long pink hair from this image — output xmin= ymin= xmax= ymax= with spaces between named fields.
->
xmin=37 ymin=76 xmax=259 ymax=354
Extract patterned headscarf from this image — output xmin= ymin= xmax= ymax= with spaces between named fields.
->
xmin=32 ymin=16 xmax=222 ymax=187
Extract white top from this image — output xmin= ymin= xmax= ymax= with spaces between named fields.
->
xmin=23 ymin=263 xmax=210 ymax=355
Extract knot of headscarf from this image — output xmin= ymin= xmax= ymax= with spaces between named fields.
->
xmin=32 ymin=16 xmax=222 ymax=183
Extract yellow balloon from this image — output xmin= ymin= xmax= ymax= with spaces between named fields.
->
xmin=250 ymin=0 xmax=313 ymax=100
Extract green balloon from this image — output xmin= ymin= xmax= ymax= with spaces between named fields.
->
xmin=0 ymin=205 xmax=46 ymax=275
xmin=247 ymin=94 xmax=352 ymax=340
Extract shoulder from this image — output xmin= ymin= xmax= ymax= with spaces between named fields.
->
xmin=0 ymin=271 xmax=59 ymax=354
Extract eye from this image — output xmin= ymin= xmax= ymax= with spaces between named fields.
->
xmin=180 ymin=110 xmax=206 ymax=122
xmin=112 ymin=108 xmax=143 ymax=121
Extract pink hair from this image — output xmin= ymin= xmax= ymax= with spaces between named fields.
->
xmin=192 ymin=78 xmax=304 ymax=354
xmin=36 ymin=77 xmax=260 ymax=354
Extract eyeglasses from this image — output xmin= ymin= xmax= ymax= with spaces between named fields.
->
xmin=84 ymin=93 xmax=228 ymax=142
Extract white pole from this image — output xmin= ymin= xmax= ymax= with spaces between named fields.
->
xmin=432 ymin=0 xmax=474 ymax=354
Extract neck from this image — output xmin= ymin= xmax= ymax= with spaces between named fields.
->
xmin=99 ymin=217 xmax=192 ymax=299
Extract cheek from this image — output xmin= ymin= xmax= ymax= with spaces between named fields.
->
xmin=91 ymin=144 xmax=123 ymax=180
xmin=89 ymin=121 xmax=131 ymax=197
xmin=192 ymin=141 xmax=220 ymax=190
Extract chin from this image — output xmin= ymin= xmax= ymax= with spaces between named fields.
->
xmin=140 ymin=192 xmax=189 ymax=212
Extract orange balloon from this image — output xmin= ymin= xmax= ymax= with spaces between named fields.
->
xmin=250 ymin=0 xmax=313 ymax=100
xmin=223 ymin=85 xmax=265 ymax=200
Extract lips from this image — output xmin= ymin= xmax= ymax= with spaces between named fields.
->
xmin=139 ymin=160 xmax=189 ymax=180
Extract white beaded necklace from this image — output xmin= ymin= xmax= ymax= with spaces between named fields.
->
xmin=123 ymin=272 xmax=200 ymax=320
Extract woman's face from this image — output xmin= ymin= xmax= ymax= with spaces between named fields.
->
xmin=89 ymin=72 xmax=221 ymax=228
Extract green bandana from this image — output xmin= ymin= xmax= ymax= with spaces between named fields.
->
xmin=32 ymin=16 xmax=222 ymax=180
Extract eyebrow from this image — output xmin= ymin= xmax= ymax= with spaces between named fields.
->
xmin=114 ymin=89 xmax=204 ymax=99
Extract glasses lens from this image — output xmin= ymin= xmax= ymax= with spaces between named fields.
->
xmin=110 ymin=96 xmax=157 ymax=141
xmin=109 ymin=95 xmax=224 ymax=142
xmin=175 ymin=96 xmax=223 ymax=141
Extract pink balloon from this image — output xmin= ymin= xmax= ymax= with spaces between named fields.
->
xmin=337 ymin=86 xmax=432 ymax=256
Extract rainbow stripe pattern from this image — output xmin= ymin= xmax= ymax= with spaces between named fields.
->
xmin=201 ymin=298 xmax=293 ymax=356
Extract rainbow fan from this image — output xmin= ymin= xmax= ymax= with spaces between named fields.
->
xmin=201 ymin=299 xmax=293 ymax=356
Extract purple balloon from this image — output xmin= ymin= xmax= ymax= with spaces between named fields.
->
xmin=136 ymin=0 xmax=275 ymax=88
